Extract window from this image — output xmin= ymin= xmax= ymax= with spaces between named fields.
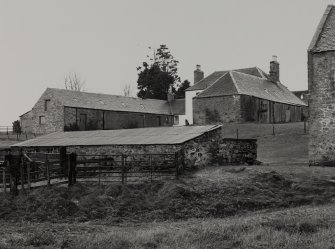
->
xmin=174 ymin=115 xmax=179 ymax=125
xmin=39 ymin=116 xmax=46 ymax=125
xmin=44 ymin=99 xmax=50 ymax=111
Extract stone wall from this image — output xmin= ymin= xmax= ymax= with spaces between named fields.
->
xmin=20 ymin=111 xmax=33 ymax=133
xmin=309 ymin=51 xmax=335 ymax=165
xmin=193 ymin=95 xmax=242 ymax=124
xmin=62 ymin=128 xmax=257 ymax=168
xmin=20 ymin=89 xmax=64 ymax=134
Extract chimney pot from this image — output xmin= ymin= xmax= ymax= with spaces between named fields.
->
xmin=272 ymin=55 xmax=278 ymax=62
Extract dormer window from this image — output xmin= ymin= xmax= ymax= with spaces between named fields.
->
xmin=44 ymin=99 xmax=50 ymax=111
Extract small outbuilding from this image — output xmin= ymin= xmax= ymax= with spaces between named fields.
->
xmin=12 ymin=125 xmax=257 ymax=168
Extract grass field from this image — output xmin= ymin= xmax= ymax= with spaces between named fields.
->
xmin=1 ymin=122 xmax=330 ymax=249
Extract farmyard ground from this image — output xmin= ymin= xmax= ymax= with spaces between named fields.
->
xmin=1 ymin=122 xmax=330 ymax=249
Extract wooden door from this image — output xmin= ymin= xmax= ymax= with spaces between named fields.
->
xmin=79 ymin=114 xmax=87 ymax=130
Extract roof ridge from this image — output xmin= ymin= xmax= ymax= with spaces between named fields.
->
xmin=231 ymin=70 xmax=267 ymax=81
xmin=229 ymin=71 xmax=241 ymax=94
xmin=49 ymin=87 xmax=168 ymax=103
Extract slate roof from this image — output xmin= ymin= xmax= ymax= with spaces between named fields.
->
xmin=186 ymin=67 xmax=269 ymax=91
xmin=309 ymin=5 xmax=335 ymax=52
xmin=42 ymin=88 xmax=173 ymax=115
xmin=12 ymin=125 xmax=221 ymax=147
xmin=195 ymin=71 xmax=307 ymax=106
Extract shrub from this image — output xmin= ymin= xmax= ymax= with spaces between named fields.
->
xmin=25 ymin=230 xmax=56 ymax=247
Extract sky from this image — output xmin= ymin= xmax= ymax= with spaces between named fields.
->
xmin=0 ymin=0 xmax=333 ymax=125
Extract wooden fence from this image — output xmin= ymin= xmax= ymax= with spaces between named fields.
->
xmin=0 ymin=150 xmax=184 ymax=195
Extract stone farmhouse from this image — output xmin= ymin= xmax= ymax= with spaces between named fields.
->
xmin=20 ymin=88 xmax=185 ymax=134
xmin=185 ymin=59 xmax=307 ymax=124
xmin=308 ymin=5 xmax=335 ymax=165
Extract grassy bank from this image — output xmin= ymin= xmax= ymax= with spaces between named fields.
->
xmin=1 ymin=165 xmax=335 ymax=224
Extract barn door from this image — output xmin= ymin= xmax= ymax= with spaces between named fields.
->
xmin=79 ymin=114 xmax=87 ymax=130
xmin=285 ymin=109 xmax=291 ymax=122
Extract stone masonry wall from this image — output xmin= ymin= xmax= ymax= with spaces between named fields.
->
xmin=309 ymin=51 xmax=335 ymax=165
xmin=63 ymin=127 xmax=257 ymax=168
xmin=193 ymin=95 xmax=242 ymax=124
xmin=20 ymin=111 xmax=33 ymax=133
xmin=20 ymin=89 xmax=64 ymax=134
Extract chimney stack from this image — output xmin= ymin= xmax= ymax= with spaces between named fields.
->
xmin=194 ymin=64 xmax=204 ymax=84
xmin=167 ymin=85 xmax=174 ymax=102
xmin=269 ymin=55 xmax=280 ymax=82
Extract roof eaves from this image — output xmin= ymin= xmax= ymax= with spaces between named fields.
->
xmin=186 ymin=77 xmax=207 ymax=91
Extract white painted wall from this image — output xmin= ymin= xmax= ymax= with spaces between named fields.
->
xmin=185 ymin=90 xmax=203 ymax=125
xmin=173 ymin=114 xmax=187 ymax=126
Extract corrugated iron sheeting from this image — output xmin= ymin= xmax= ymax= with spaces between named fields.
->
xmin=12 ymin=125 xmax=221 ymax=147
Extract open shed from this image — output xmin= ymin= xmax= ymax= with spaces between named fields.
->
xmin=12 ymin=125 xmax=257 ymax=168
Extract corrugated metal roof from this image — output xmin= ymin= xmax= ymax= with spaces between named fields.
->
xmin=12 ymin=125 xmax=222 ymax=147
xmin=44 ymin=88 xmax=172 ymax=115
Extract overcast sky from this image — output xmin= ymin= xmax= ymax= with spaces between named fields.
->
xmin=0 ymin=0 xmax=332 ymax=125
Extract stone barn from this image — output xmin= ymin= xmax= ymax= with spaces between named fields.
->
xmin=20 ymin=88 xmax=186 ymax=135
xmin=308 ymin=5 xmax=335 ymax=165
xmin=185 ymin=59 xmax=307 ymax=125
xmin=12 ymin=125 xmax=257 ymax=168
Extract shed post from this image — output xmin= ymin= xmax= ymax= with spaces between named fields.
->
xmin=68 ymin=153 xmax=77 ymax=186
xmin=59 ymin=147 xmax=67 ymax=177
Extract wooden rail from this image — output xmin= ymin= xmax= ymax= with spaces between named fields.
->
xmin=0 ymin=150 xmax=184 ymax=195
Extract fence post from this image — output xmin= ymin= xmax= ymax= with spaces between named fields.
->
xmin=2 ymin=168 xmax=6 ymax=194
xmin=121 ymin=155 xmax=125 ymax=184
xmin=27 ymin=161 xmax=31 ymax=191
xmin=67 ymin=155 xmax=72 ymax=186
xmin=45 ymin=155 xmax=50 ymax=187
xmin=68 ymin=153 xmax=77 ymax=186
xmin=175 ymin=152 xmax=179 ymax=180
xmin=272 ymin=125 xmax=275 ymax=136
xmin=304 ymin=120 xmax=307 ymax=134
xmin=20 ymin=156 xmax=25 ymax=192
xmin=150 ymin=155 xmax=153 ymax=183
xmin=98 ymin=164 xmax=101 ymax=185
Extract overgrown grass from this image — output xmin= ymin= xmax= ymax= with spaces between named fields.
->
xmin=1 ymin=166 xmax=335 ymax=224
xmin=3 ymin=209 xmax=335 ymax=249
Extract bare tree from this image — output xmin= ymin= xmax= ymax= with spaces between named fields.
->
xmin=64 ymin=73 xmax=86 ymax=91
xmin=123 ymin=83 xmax=134 ymax=97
